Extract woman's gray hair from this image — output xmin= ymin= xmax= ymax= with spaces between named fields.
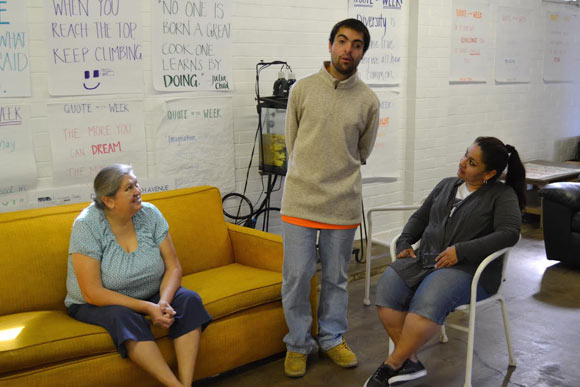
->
xmin=93 ymin=164 xmax=134 ymax=209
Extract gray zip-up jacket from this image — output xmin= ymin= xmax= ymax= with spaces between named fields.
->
xmin=393 ymin=177 xmax=521 ymax=294
xmin=281 ymin=62 xmax=380 ymax=225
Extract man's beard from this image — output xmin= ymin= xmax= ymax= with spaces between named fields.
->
xmin=333 ymin=56 xmax=356 ymax=75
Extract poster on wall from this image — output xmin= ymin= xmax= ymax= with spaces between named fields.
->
xmin=48 ymin=100 xmax=147 ymax=186
xmin=0 ymin=104 xmax=36 ymax=212
xmin=154 ymin=97 xmax=234 ymax=194
xmin=543 ymin=11 xmax=578 ymax=82
xmin=450 ymin=0 xmax=489 ymax=82
xmin=151 ymin=0 xmax=233 ymax=92
xmin=495 ymin=7 xmax=532 ymax=83
xmin=45 ymin=0 xmax=144 ymax=96
xmin=362 ymin=90 xmax=399 ymax=181
xmin=348 ymin=0 xmax=403 ymax=86
xmin=29 ymin=185 xmax=94 ymax=208
xmin=0 ymin=0 xmax=31 ymax=97
xmin=29 ymin=177 xmax=175 ymax=208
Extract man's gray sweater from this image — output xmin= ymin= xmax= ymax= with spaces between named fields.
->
xmin=281 ymin=62 xmax=380 ymax=225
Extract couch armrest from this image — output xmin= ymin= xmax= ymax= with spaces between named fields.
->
xmin=227 ymin=223 xmax=283 ymax=272
xmin=539 ymin=182 xmax=580 ymax=211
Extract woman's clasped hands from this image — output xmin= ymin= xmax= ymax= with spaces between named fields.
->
xmin=148 ymin=300 xmax=177 ymax=328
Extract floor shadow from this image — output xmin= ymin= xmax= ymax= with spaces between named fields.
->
xmin=533 ymin=262 xmax=580 ymax=308
xmin=193 ymin=352 xmax=285 ymax=386
xmin=501 ymin=365 xmax=517 ymax=387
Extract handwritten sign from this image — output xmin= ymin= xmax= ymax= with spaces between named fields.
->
xmin=362 ymin=90 xmax=399 ymax=179
xmin=0 ymin=0 xmax=31 ymax=97
xmin=544 ymin=11 xmax=578 ymax=82
xmin=349 ymin=0 xmax=403 ymax=85
xmin=450 ymin=0 xmax=489 ymax=82
xmin=495 ymin=7 xmax=532 ymax=83
xmin=48 ymin=100 xmax=147 ymax=185
xmin=0 ymin=104 xmax=36 ymax=212
xmin=154 ymin=97 xmax=234 ymax=194
xmin=45 ymin=0 xmax=144 ymax=95
xmin=152 ymin=0 xmax=233 ymax=92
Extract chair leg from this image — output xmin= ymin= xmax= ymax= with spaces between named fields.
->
xmin=364 ymin=255 xmax=372 ymax=305
xmin=499 ymin=298 xmax=517 ymax=367
xmin=440 ymin=325 xmax=449 ymax=343
xmin=464 ymin=304 xmax=477 ymax=387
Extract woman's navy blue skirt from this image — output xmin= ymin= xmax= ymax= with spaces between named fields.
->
xmin=68 ymin=287 xmax=212 ymax=358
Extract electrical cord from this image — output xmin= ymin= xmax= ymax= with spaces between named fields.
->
xmin=222 ymin=192 xmax=254 ymax=224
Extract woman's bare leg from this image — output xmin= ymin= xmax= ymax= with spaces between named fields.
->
xmin=174 ymin=327 xmax=202 ymax=386
xmin=125 ymin=340 xmax=183 ymax=387
xmin=385 ymin=312 xmax=440 ymax=370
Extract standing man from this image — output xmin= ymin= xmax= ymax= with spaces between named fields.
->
xmin=281 ymin=18 xmax=380 ymax=378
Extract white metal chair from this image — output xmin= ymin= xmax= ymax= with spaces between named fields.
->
xmin=387 ymin=232 xmax=518 ymax=387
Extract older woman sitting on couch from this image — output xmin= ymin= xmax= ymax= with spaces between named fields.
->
xmin=65 ymin=164 xmax=212 ymax=387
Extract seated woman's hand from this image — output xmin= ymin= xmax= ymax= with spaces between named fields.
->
xmin=434 ymin=246 xmax=458 ymax=268
xmin=396 ymin=248 xmax=417 ymax=259
xmin=147 ymin=302 xmax=175 ymax=328
xmin=159 ymin=300 xmax=176 ymax=319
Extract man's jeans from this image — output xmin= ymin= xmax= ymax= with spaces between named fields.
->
xmin=281 ymin=222 xmax=356 ymax=354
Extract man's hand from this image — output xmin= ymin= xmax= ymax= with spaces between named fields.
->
xmin=435 ymin=246 xmax=458 ymax=268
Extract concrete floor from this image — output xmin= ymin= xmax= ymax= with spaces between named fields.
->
xmin=195 ymin=229 xmax=580 ymax=387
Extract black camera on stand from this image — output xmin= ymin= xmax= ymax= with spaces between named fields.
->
xmin=273 ymin=70 xmax=296 ymax=97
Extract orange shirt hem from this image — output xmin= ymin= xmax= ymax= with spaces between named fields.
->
xmin=281 ymin=215 xmax=359 ymax=230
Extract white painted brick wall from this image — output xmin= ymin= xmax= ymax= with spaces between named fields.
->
xmin=5 ymin=0 xmax=580 ymax=241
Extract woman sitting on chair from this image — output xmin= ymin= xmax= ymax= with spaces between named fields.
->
xmin=65 ymin=164 xmax=212 ymax=387
xmin=364 ymin=137 xmax=525 ymax=387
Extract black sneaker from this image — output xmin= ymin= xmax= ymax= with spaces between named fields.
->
xmin=364 ymin=363 xmax=397 ymax=387
xmin=388 ymin=359 xmax=427 ymax=385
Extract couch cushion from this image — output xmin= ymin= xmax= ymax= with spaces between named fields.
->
xmin=0 ymin=311 xmax=115 ymax=374
xmin=0 ymin=311 xmax=173 ymax=375
xmin=0 ymin=204 xmax=86 ymax=315
xmin=146 ymin=186 xmax=235 ymax=274
xmin=181 ymin=263 xmax=282 ymax=320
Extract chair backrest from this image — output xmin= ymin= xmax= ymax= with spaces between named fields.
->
xmin=500 ymin=247 xmax=511 ymax=284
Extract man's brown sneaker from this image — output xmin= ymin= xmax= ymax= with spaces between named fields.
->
xmin=284 ymin=351 xmax=308 ymax=377
xmin=321 ymin=338 xmax=358 ymax=368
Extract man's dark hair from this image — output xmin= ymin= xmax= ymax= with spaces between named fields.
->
xmin=329 ymin=18 xmax=371 ymax=53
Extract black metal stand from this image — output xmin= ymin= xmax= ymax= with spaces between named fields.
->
xmin=255 ymin=173 xmax=279 ymax=232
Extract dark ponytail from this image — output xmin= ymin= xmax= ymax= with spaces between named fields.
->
xmin=475 ymin=137 xmax=526 ymax=211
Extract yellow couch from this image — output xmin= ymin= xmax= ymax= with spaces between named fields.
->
xmin=0 ymin=186 xmax=318 ymax=386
